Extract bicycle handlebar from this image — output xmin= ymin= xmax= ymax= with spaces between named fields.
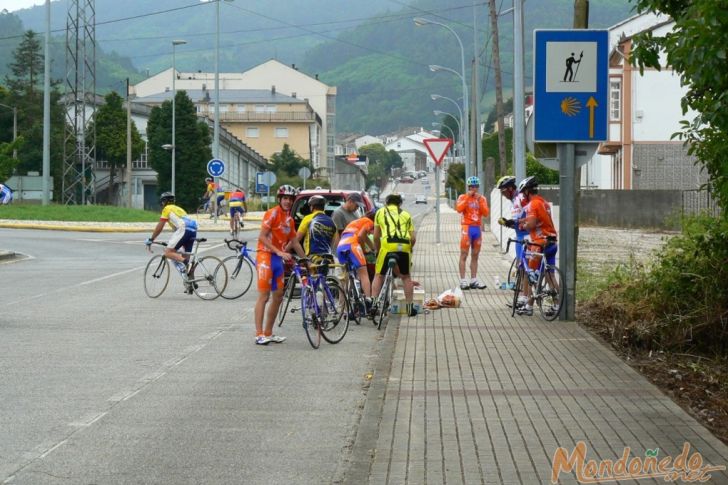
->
xmin=224 ymin=238 xmax=247 ymax=251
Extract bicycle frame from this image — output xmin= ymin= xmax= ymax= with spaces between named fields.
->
xmin=506 ymin=237 xmax=562 ymax=319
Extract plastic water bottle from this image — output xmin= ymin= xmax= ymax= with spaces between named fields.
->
xmin=494 ymin=276 xmax=501 ymax=289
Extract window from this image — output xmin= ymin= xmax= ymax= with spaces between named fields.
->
xmin=610 ymin=79 xmax=621 ymax=121
xmin=246 ymin=127 xmax=259 ymax=138
xmin=275 ymin=127 xmax=288 ymax=138
xmin=255 ymin=104 xmax=277 ymax=113
xmin=218 ymin=105 xmax=229 ymax=113
xmin=235 ymin=104 xmax=246 ymax=113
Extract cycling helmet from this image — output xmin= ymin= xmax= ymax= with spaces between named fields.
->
xmin=159 ymin=191 xmax=175 ymax=205
xmin=205 ymin=177 xmax=213 ymax=183
xmin=277 ymin=184 xmax=298 ymax=198
xmin=385 ymin=192 xmax=403 ymax=205
xmin=466 ymin=176 xmax=480 ymax=187
xmin=308 ymin=195 xmax=326 ymax=209
xmin=517 ymin=176 xmax=538 ymax=193
xmin=496 ymin=175 xmax=516 ymax=190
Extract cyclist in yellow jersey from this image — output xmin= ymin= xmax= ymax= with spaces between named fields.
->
xmin=145 ymin=192 xmax=199 ymax=279
xmin=371 ymin=193 xmax=418 ymax=317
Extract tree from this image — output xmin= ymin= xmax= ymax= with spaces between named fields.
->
xmin=0 ymin=137 xmax=24 ymax=181
xmin=87 ymin=91 xmax=144 ymax=204
xmin=270 ymin=143 xmax=308 ymax=177
xmin=6 ymin=30 xmax=43 ymax=95
xmin=147 ymin=91 xmax=212 ymax=211
xmin=445 ymin=162 xmax=465 ymax=195
xmin=358 ymin=143 xmax=402 ymax=188
xmin=630 ymin=0 xmax=728 ymax=214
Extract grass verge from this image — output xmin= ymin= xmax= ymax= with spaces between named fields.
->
xmin=0 ymin=204 xmax=158 ymax=222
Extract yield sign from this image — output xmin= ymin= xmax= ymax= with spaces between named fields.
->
xmin=423 ymin=138 xmax=453 ymax=166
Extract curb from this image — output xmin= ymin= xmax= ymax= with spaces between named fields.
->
xmin=0 ymin=250 xmax=16 ymax=261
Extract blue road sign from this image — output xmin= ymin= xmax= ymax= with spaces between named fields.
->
xmin=207 ymin=158 xmax=225 ymax=177
xmin=256 ymin=171 xmax=276 ymax=194
xmin=534 ymin=30 xmax=608 ymax=143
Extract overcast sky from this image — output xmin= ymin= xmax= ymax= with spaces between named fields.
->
xmin=3 ymin=0 xmax=48 ymax=12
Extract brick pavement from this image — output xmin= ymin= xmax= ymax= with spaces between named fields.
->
xmin=345 ymin=210 xmax=728 ymax=485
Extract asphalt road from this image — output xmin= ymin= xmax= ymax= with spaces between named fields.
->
xmin=0 ymin=228 xmax=385 ymax=484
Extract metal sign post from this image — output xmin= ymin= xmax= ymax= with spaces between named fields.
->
xmin=534 ymin=29 xmax=608 ymax=321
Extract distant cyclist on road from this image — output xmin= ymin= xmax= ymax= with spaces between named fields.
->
xmin=145 ymin=192 xmax=199 ymax=291
xmin=371 ymin=193 xmax=418 ymax=317
xmin=0 ymin=183 xmax=13 ymax=205
xmin=455 ymin=176 xmax=490 ymax=290
xmin=228 ymin=187 xmax=247 ymax=235
xmin=515 ymin=176 xmax=559 ymax=316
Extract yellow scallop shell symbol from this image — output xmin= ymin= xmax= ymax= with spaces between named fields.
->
xmin=560 ymin=97 xmax=581 ymax=116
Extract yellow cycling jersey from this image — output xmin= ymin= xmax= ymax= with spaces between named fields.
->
xmin=374 ymin=204 xmax=414 ymax=253
xmin=160 ymin=204 xmax=190 ymax=230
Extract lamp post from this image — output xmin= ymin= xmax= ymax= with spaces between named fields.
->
xmin=415 ymin=17 xmax=470 ymax=180
xmin=171 ymin=39 xmax=187 ymax=195
xmin=213 ymin=0 xmax=234 ymax=161
xmin=431 ymin=122 xmax=457 ymax=159
xmin=0 ymin=103 xmax=17 ymax=160
xmin=433 ymin=110 xmax=461 ymax=148
xmin=431 ymin=94 xmax=463 ymax=159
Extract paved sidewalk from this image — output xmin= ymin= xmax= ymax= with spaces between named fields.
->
xmin=346 ymin=211 xmax=728 ymax=485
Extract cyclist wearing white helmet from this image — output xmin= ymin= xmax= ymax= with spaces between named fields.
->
xmin=254 ymin=184 xmax=305 ymax=345
xmin=455 ymin=175 xmax=490 ymax=290
xmin=497 ymin=175 xmax=529 ymax=306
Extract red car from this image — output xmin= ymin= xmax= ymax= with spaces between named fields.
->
xmin=291 ymin=189 xmax=375 ymax=230
xmin=399 ymin=176 xmax=415 ymax=184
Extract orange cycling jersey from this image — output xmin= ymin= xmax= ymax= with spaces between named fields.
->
xmin=339 ymin=217 xmax=374 ymax=246
xmin=257 ymin=206 xmax=295 ymax=254
xmin=524 ymin=195 xmax=557 ymax=243
xmin=455 ymin=193 xmax=489 ymax=226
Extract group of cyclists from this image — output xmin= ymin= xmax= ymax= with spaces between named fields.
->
xmin=202 ymin=177 xmax=248 ymax=235
xmin=145 ymin=170 xmax=558 ymax=344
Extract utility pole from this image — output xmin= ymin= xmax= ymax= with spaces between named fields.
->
xmin=513 ymin=0 xmax=526 ymax=183
xmin=472 ymin=4 xmax=483 ymax=180
xmin=126 ymin=78 xmax=132 ymax=208
xmin=42 ymin=0 xmax=51 ymax=205
xmin=488 ymin=0 xmax=507 ymax=177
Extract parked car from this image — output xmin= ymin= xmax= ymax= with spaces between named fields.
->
xmin=399 ymin=176 xmax=415 ymax=184
xmin=417 ymin=170 xmax=427 ymax=179
xmin=291 ymin=189 xmax=375 ymax=230
xmin=415 ymin=194 xmax=427 ymax=204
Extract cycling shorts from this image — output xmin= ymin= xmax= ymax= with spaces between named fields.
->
xmin=337 ymin=242 xmax=366 ymax=270
xmin=460 ymin=225 xmax=482 ymax=251
xmin=0 ymin=190 xmax=12 ymax=204
xmin=230 ymin=206 xmax=244 ymax=218
xmin=527 ymin=241 xmax=558 ymax=271
xmin=375 ymin=251 xmax=410 ymax=276
xmin=169 ymin=228 xmax=196 ymax=255
xmin=256 ymin=252 xmax=284 ymax=292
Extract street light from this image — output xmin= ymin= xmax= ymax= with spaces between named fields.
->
xmin=171 ymin=39 xmax=187 ymax=195
xmin=415 ymin=16 xmax=470 ymax=180
xmin=433 ymin=110 xmax=461 ymax=137
xmin=214 ymin=0 xmax=234 ymax=160
xmin=0 ymin=103 xmax=17 ymax=160
xmin=431 ymin=122 xmax=457 ymax=158
xmin=431 ymin=94 xmax=463 ymax=158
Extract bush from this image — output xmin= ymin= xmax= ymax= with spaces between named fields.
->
xmin=584 ymin=215 xmax=728 ymax=356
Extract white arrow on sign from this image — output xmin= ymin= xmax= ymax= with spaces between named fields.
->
xmin=423 ymin=138 xmax=453 ymax=166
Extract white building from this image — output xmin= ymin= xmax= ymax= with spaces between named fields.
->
xmin=582 ymin=12 xmax=704 ymax=190
xmin=132 ymin=60 xmax=336 ymax=176
xmin=385 ymin=130 xmax=437 ymax=172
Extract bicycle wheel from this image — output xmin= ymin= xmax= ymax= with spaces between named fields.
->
xmin=511 ymin=266 xmax=524 ymax=317
xmin=276 ymin=274 xmax=297 ymax=327
xmin=321 ymin=279 xmax=350 ymax=344
xmin=192 ymin=256 xmax=227 ymax=300
xmin=506 ymin=256 xmax=518 ymax=288
xmin=144 ymin=255 xmax=170 ymax=298
xmin=376 ymin=275 xmax=393 ymax=330
xmin=217 ymin=255 xmax=254 ymax=300
xmin=301 ymin=285 xmax=321 ymax=349
xmin=537 ymin=264 xmax=564 ymax=321
xmin=342 ymin=274 xmax=361 ymax=325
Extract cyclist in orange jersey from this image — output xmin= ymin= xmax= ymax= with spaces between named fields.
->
xmin=455 ymin=176 xmax=490 ymax=290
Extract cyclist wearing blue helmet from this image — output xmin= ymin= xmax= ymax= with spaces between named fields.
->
xmin=455 ymin=175 xmax=490 ymax=290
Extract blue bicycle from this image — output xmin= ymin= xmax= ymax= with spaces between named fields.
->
xmin=288 ymin=256 xmax=351 ymax=349
xmin=506 ymin=237 xmax=563 ymax=321
xmin=216 ymin=238 xmax=257 ymax=299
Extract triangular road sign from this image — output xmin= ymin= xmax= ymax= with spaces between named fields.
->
xmin=423 ymin=138 xmax=453 ymax=166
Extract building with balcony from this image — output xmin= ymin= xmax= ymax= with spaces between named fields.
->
xmin=131 ymin=60 xmax=336 ymax=176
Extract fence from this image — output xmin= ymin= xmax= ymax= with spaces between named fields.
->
xmin=682 ymin=189 xmax=721 ymax=218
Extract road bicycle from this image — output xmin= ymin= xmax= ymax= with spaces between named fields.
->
xmin=287 ymin=256 xmax=350 ymax=349
xmin=144 ymin=238 xmax=227 ymax=300
xmin=276 ymin=261 xmax=299 ymax=327
xmin=230 ymin=210 xmax=244 ymax=239
xmin=373 ymin=257 xmax=397 ymax=330
xmin=506 ymin=237 xmax=563 ymax=321
xmin=339 ymin=249 xmax=369 ymax=325
xmin=215 ymin=238 xmax=256 ymax=299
